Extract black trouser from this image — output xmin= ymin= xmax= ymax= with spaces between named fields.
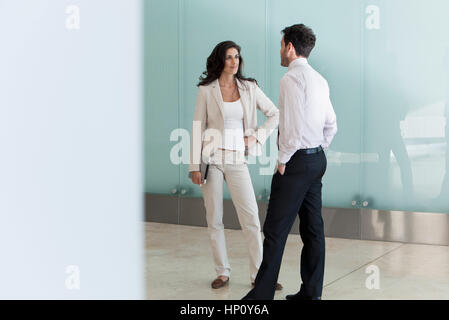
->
xmin=243 ymin=149 xmax=327 ymax=300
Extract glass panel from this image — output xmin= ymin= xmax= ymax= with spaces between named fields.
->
xmin=145 ymin=0 xmax=449 ymax=215
xmin=145 ymin=0 xmax=181 ymax=196
xmin=362 ymin=0 xmax=449 ymax=213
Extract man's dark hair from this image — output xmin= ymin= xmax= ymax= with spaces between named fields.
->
xmin=281 ymin=24 xmax=316 ymax=58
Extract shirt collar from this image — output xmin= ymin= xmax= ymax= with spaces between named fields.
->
xmin=288 ymin=57 xmax=308 ymax=71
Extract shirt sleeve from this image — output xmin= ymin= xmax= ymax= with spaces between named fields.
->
xmin=278 ymin=74 xmax=303 ymax=164
xmin=322 ymin=84 xmax=338 ymax=150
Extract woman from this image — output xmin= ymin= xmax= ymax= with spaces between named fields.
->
xmin=189 ymin=40 xmax=282 ymax=290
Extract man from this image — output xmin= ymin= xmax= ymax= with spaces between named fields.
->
xmin=242 ymin=24 xmax=337 ymax=300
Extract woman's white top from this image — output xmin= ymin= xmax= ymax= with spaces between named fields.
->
xmin=222 ymin=99 xmax=245 ymax=151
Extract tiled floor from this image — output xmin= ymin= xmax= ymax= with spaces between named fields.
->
xmin=145 ymin=222 xmax=449 ymax=300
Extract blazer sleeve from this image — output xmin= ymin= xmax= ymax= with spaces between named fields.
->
xmin=189 ymin=86 xmax=207 ymax=173
xmin=251 ymin=83 xmax=279 ymax=145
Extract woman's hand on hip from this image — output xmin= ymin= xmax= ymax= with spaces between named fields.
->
xmin=244 ymin=136 xmax=257 ymax=149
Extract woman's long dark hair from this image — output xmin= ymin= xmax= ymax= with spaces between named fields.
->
xmin=197 ymin=41 xmax=257 ymax=89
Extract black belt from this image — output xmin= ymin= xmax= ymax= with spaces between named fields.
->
xmin=297 ymin=145 xmax=323 ymax=155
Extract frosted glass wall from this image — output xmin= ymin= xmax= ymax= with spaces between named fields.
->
xmin=145 ymin=0 xmax=449 ymax=214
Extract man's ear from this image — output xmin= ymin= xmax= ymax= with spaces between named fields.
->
xmin=287 ymin=42 xmax=295 ymax=55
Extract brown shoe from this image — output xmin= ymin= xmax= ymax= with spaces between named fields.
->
xmin=251 ymin=282 xmax=283 ymax=291
xmin=211 ymin=277 xmax=229 ymax=289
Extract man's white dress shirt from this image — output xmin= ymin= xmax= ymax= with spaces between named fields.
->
xmin=278 ymin=57 xmax=338 ymax=164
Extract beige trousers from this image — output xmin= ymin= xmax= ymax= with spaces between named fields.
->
xmin=200 ymin=149 xmax=263 ymax=282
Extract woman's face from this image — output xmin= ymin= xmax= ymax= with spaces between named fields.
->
xmin=222 ymin=47 xmax=240 ymax=76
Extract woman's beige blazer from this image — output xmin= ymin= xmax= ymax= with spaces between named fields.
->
xmin=189 ymin=78 xmax=279 ymax=172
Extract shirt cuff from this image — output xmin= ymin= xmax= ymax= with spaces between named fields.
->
xmin=278 ymin=151 xmax=293 ymax=165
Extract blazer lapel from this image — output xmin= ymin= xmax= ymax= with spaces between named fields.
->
xmin=237 ymin=79 xmax=249 ymax=132
xmin=212 ymin=79 xmax=224 ymax=119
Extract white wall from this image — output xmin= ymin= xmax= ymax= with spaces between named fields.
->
xmin=0 ymin=0 xmax=143 ymax=299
